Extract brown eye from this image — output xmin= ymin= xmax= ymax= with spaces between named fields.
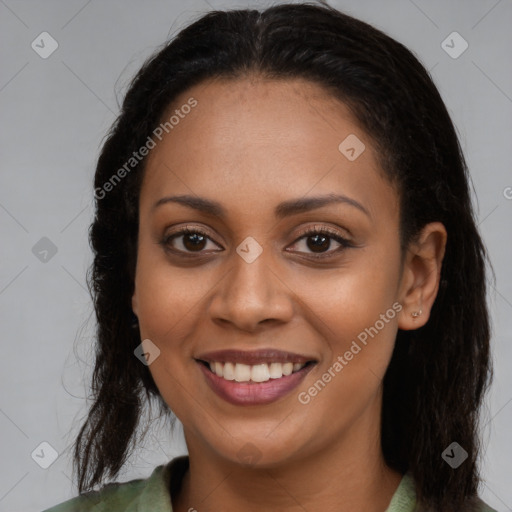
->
xmin=305 ymin=233 xmax=331 ymax=253
xmin=288 ymin=226 xmax=353 ymax=259
xmin=162 ymin=228 xmax=222 ymax=254
xmin=181 ymin=231 xmax=207 ymax=251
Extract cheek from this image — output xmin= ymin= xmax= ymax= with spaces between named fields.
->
xmin=133 ymin=257 xmax=206 ymax=422
xmin=299 ymin=247 xmax=401 ymax=389
xmin=296 ymin=280 xmax=399 ymax=435
xmin=133 ymin=257 xmax=206 ymax=406
xmin=306 ymin=247 xmax=399 ymax=333
xmin=133 ymin=235 xmax=215 ymax=343
xmin=136 ymin=270 xmax=203 ymax=340
xmin=311 ymin=284 xmax=399 ymax=376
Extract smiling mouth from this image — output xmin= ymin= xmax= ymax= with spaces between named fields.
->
xmin=197 ymin=360 xmax=316 ymax=383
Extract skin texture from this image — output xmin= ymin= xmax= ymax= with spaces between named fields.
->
xmin=131 ymin=76 xmax=447 ymax=512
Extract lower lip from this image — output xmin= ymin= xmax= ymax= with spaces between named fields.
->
xmin=197 ymin=361 xmax=315 ymax=406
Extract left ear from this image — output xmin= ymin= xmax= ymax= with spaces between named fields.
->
xmin=397 ymin=222 xmax=447 ymax=330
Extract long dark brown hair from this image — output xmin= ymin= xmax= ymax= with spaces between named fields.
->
xmin=74 ymin=3 xmax=493 ymax=510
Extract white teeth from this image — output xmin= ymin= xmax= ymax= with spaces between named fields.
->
xmin=269 ymin=362 xmax=283 ymax=379
xmin=282 ymin=362 xmax=293 ymax=376
xmin=251 ymin=364 xmax=270 ymax=383
xmin=206 ymin=361 xmax=307 ymax=382
xmin=223 ymin=362 xmax=236 ymax=380
xmin=214 ymin=361 xmax=223 ymax=377
xmin=234 ymin=363 xmax=252 ymax=382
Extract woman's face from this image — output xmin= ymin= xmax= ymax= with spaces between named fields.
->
xmin=132 ymin=76 xmax=414 ymax=466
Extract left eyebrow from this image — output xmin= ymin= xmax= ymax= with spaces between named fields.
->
xmin=152 ymin=193 xmax=371 ymax=219
xmin=274 ymin=193 xmax=371 ymax=219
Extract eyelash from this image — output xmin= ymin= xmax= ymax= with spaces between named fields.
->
xmin=160 ymin=225 xmax=354 ymax=260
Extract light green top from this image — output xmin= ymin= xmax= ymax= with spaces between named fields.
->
xmin=43 ymin=456 xmax=496 ymax=511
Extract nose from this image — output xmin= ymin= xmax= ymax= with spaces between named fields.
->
xmin=208 ymin=247 xmax=294 ymax=332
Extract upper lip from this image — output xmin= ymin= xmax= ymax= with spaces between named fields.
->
xmin=195 ymin=349 xmax=316 ymax=365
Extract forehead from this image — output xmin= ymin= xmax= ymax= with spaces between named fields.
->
xmin=139 ymin=76 xmax=397 ymax=222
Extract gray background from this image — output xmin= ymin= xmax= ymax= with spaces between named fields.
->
xmin=0 ymin=0 xmax=511 ymax=510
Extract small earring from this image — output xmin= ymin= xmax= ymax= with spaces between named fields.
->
xmin=411 ymin=309 xmax=422 ymax=318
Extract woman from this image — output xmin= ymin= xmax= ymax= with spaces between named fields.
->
xmin=44 ymin=3 xmax=496 ymax=511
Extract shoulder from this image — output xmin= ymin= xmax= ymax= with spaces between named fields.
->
xmin=387 ymin=472 xmax=497 ymax=512
xmin=41 ymin=476 xmax=150 ymax=512
xmin=41 ymin=457 xmax=189 ymax=512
